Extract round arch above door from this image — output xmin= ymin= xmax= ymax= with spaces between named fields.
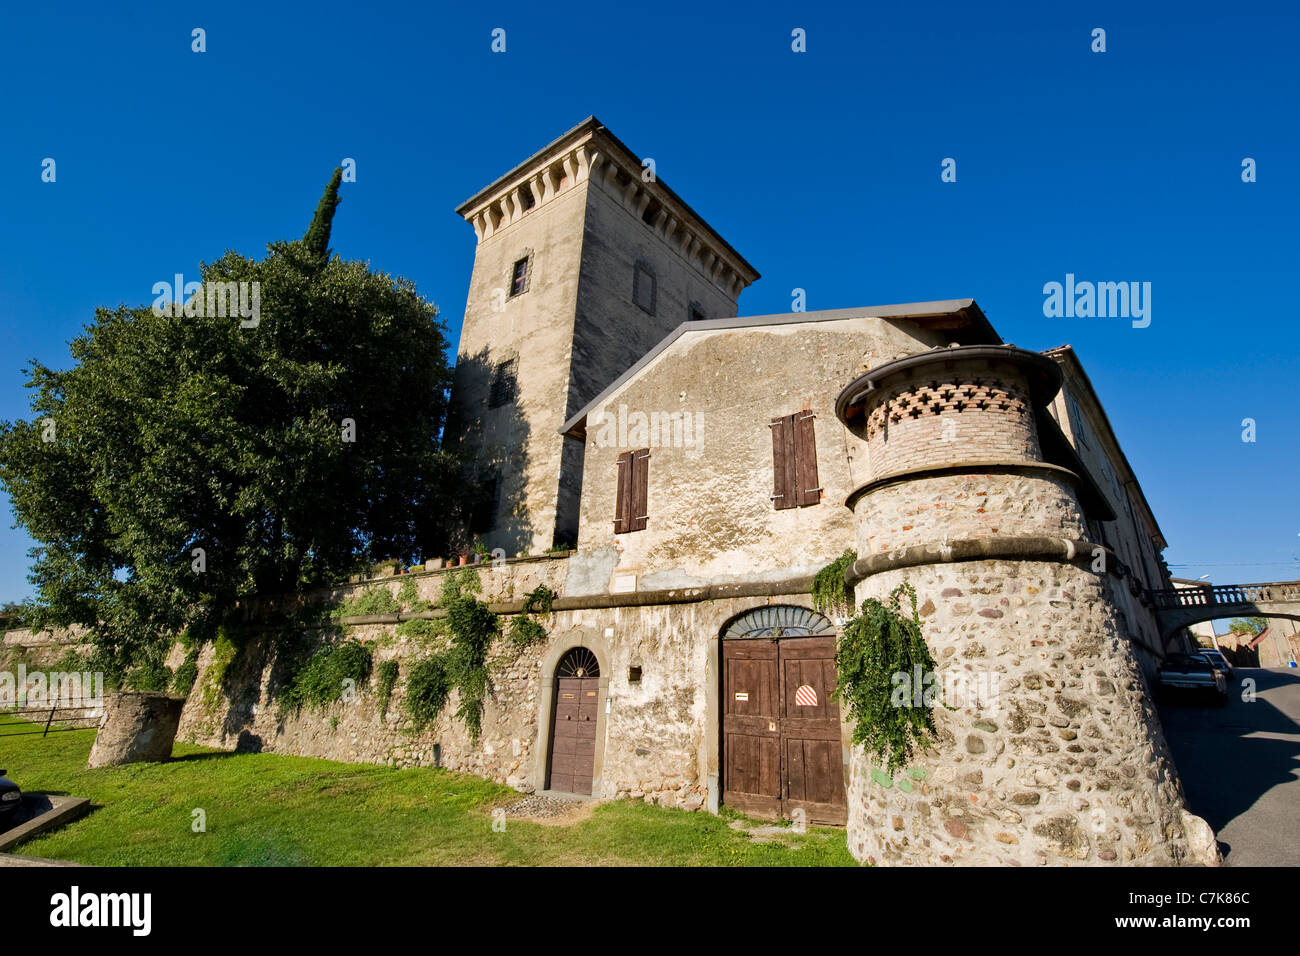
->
xmin=556 ymin=646 xmax=601 ymax=678
xmin=721 ymin=604 xmax=835 ymax=639
xmin=719 ymin=604 xmax=847 ymax=825
xmin=548 ymin=646 xmax=602 ymax=795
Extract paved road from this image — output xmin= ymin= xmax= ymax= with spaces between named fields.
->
xmin=1158 ymin=667 xmax=1300 ymax=867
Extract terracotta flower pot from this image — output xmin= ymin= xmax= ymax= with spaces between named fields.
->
xmin=457 ymin=555 xmax=469 ymax=566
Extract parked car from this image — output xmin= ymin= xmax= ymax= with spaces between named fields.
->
xmin=0 ymin=769 xmax=21 ymax=822
xmin=1157 ymin=653 xmax=1228 ymax=705
xmin=1197 ymin=649 xmax=1234 ymax=680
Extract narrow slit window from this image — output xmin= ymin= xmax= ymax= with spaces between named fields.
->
xmin=510 ymin=256 xmax=531 ymax=297
xmin=633 ymin=261 xmax=656 ymax=315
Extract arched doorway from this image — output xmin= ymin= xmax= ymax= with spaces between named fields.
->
xmin=547 ymin=647 xmax=602 ymax=794
xmin=720 ymin=605 xmax=847 ymax=824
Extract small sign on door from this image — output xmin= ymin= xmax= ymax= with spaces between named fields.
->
xmin=734 ymin=691 xmax=749 ymax=701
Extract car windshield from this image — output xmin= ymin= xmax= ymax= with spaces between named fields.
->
xmin=1165 ymin=655 xmax=1211 ymax=671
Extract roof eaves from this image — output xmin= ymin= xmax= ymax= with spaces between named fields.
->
xmin=560 ymin=299 xmax=996 ymax=438
xmin=1042 ymin=345 xmax=1168 ymax=551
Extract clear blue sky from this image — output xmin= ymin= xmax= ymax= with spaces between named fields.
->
xmin=1 ymin=1 xmax=1297 ymax=609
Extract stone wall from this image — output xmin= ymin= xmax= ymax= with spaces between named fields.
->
xmin=853 ymin=470 xmax=1087 ymax=556
xmin=847 ymin=558 xmax=1202 ymax=865
xmin=174 ymin=555 xmax=823 ymax=813
xmin=176 ymin=557 xmax=570 ymax=786
xmin=836 ymin=344 xmax=1214 ymax=865
xmin=1 ymin=626 xmax=90 ymax=669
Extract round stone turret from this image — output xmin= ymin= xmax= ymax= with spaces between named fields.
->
xmin=831 ymin=344 xmax=1216 ymax=867
xmin=837 ymin=345 xmax=1089 ymax=556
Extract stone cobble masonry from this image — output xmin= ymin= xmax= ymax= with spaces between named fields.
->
xmin=856 ymin=471 xmax=1086 ymax=554
xmin=847 ymin=560 xmax=1200 ymax=865
xmin=838 ymin=344 xmax=1216 ymax=865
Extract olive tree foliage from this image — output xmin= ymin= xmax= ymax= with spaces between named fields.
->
xmin=0 ymin=170 xmax=461 ymax=672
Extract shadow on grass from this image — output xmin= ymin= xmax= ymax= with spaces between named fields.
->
xmin=167 ymin=751 xmax=240 ymax=764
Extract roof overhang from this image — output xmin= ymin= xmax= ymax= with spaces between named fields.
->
xmin=561 ymin=299 xmax=1000 ymax=440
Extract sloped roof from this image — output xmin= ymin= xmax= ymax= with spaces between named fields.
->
xmin=560 ymin=299 xmax=999 ymax=438
xmin=1040 ymin=344 xmax=1167 ymax=551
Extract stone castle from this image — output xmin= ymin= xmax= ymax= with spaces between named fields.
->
xmin=165 ymin=117 xmax=1216 ymax=865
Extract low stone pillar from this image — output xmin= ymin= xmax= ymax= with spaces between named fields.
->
xmin=87 ymin=692 xmax=186 ymax=768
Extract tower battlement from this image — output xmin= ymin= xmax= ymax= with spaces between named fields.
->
xmin=448 ymin=118 xmax=758 ymax=553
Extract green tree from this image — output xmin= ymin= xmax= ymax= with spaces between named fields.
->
xmin=0 ymin=171 xmax=461 ymax=674
xmin=0 ymin=600 xmax=32 ymax=630
xmin=1228 ymin=617 xmax=1267 ymax=636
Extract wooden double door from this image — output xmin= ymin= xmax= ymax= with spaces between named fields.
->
xmin=548 ymin=676 xmax=599 ymax=794
xmin=722 ymin=635 xmax=847 ymax=825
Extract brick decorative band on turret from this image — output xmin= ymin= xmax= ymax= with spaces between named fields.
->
xmin=837 ymin=345 xmax=1062 ymax=484
xmin=867 ymin=377 xmax=1030 ymax=439
xmin=837 ymin=344 xmax=1063 ymax=423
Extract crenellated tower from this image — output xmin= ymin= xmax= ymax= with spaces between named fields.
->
xmin=448 ymin=117 xmax=759 ymax=553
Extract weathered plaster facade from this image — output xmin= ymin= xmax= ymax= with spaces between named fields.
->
xmin=566 ymin=311 xmax=953 ymax=591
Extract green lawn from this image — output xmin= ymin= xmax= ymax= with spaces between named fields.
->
xmin=0 ymin=716 xmax=855 ymax=866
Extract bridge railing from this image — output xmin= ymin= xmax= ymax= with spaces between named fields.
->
xmin=1148 ymin=582 xmax=1300 ymax=610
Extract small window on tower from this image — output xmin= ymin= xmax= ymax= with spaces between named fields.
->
xmin=689 ymin=302 xmax=707 ymax=322
xmin=509 ymin=256 xmax=531 ymax=297
xmin=489 ymin=358 xmax=518 ymax=409
xmin=633 ymin=261 xmax=656 ymax=315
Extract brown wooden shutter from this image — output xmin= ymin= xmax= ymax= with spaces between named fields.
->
xmin=614 ymin=451 xmax=632 ymax=533
xmin=630 ymin=448 xmax=650 ymax=531
xmin=796 ymin=411 xmax=821 ymax=506
xmin=771 ymin=414 xmax=797 ymax=510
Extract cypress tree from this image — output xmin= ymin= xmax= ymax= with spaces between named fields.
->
xmin=303 ymin=167 xmax=343 ymax=262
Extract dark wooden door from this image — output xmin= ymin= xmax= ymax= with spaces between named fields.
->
xmin=778 ymin=637 xmax=847 ymax=824
xmin=722 ymin=635 xmax=847 ymax=825
xmin=549 ymin=677 xmax=599 ymax=794
xmin=722 ymin=639 xmax=782 ymax=818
